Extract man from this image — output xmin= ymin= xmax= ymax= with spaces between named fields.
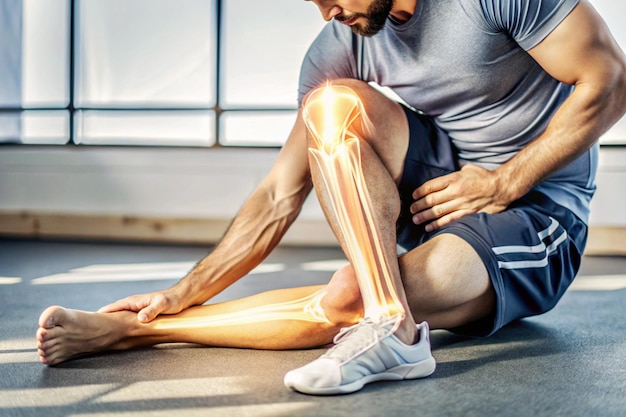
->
xmin=37 ymin=0 xmax=626 ymax=395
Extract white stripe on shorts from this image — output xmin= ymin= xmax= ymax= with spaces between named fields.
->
xmin=491 ymin=217 xmax=568 ymax=270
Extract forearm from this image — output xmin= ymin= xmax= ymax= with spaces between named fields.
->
xmin=494 ymin=0 xmax=626 ymax=204
xmin=173 ymin=181 xmax=311 ymax=307
xmin=494 ymin=75 xmax=626 ymax=203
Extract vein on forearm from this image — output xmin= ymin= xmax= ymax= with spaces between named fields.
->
xmin=183 ymin=183 xmax=311 ymax=304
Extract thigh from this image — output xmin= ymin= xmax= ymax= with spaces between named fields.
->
xmin=419 ymin=191 xmax=588 ymax=337
xmin=399 ymin=232 xmax=496 ymax=332
xmin=396 ymin=105 xmax=458 ymax=252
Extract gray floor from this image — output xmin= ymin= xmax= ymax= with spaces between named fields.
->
xmin=0 ymin=239 xmax=625 ymax=417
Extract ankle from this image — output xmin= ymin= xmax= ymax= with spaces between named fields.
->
xmin=393 ymin=317 xmax=419 ymax=345
xmin=101 ymin=311 xmax=139 ymax=348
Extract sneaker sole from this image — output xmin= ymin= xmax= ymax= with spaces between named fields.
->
xmin=286 ymin=355 xmax=436 ymax=395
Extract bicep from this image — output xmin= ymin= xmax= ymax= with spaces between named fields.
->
xmin=528 ymin=0 xmax=626 ymax=86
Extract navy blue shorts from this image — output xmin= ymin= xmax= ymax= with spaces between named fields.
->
xmin=396 ymin=106 xmax=588 ymax=337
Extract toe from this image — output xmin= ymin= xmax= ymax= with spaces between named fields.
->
xmin=39 ymin=344 xmax=63 ymax=366
xmin=38 ymin=305 xmax=66 ymax=329
xmin=38 ymin=336 xmax=60 ymax=351
xmin=36 ymin=326 xmax=47 ymax=343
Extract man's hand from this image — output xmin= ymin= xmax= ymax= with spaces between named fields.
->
xmin=410 ymin=164 xmax=511 ymax=232
xmin=98 ymin=289 xmax=188 ymax=323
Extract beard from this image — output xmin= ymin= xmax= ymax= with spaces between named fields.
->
xmin=336 ymin=0 xmax=394 ymax=37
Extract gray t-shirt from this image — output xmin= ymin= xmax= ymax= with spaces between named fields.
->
xmin=298 ymin=0 xmax=597 ymax=223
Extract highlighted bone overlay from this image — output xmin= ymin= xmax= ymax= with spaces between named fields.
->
xmin=304 ymin=84 xmax=404 ymax=322
xmin=154 ymin=288 xmax=330 ymax=329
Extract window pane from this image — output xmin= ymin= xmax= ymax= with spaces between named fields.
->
xmin=0 ymin=0 xmax=23 ymax=108
xmin=220 ymin=111 xmax=297 ymax=146
xmin=21 ymin=111 xmax=70 ymax=144
xmin=220 ymin=0 xmax=325 ymax=108
xmin=22 ymin=0 xmax=70 ymax=108
xmin=0 ymin=1 xmax=69 ymax=143
xmin=0 ymin=113 xmax=20 ymax=143
xmin=74 ymin=110 xmax=215 ymax=146
xmin=75 ymin=0 xmax=217 ymax=108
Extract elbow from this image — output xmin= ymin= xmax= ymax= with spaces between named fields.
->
xmin=587 ymin=56 xmax=626 ymax=121
xmin=619 ymin=65 xmax=626 ymax=116
xmin=608 ymin=54 xmax=626 ymax=115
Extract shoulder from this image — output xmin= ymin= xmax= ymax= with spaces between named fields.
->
xmin=458 ymin=0 xmax=579 ymax=45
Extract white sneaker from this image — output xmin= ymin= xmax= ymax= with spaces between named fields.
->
xmin=284 ymin=316 xmax=436 ymax=395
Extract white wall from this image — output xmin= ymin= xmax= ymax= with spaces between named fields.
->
xmin=0 ymin=0 xmax=624 ymax=248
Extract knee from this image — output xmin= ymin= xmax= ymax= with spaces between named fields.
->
xmin=321 ymin=265 xmax=364 ymax=326
xmin=301 ymin=78 xmax=382 ymax=135
xmin=303 ymin=78 xmax=370 ymax=102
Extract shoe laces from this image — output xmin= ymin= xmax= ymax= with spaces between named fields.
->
xmin=322 ymin=315 xmax=402 ymax=363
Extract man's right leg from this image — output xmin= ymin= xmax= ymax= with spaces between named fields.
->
xmin=36 ymin=282 xmax=364 ymax=366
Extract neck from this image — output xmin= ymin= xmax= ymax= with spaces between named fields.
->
xmin=390 ymin=0 xmax=417 ymax=24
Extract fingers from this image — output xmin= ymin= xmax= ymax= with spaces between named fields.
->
xmin=410 ymin=174 xmax=457 ymax=224
xmin=410 ymin=173 xmax=469 ymax=230
xmin=412 ymin=200 xmax=461 ymax=231
xmin=97 ymin=295 xmax=150 ymax=314
xmin=409 ymin=165 xmax=507 ymax=231
xmin=422 ymin=209 xmax=472 ymax=232
xmin=97 ymin=292 xmax=181 ymax=323
xmin=97 ymin=299 xmax=136 ymax=314
xmin=137 ymin=306 xmax=158 ymax=323
xmin=412 ymin=174 xmax=454 ymax=200
xmin=97 ymin=296 xmax=156 ymax=323
xmin=411 ymin=180 xmax=457 ymax=224
xmin=137 ymin=293 xmax=182 ymax=323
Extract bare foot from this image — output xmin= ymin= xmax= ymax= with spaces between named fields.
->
xmin=36 ymin=306 xmax=132 ymax=365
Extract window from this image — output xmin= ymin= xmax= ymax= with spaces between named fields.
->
xmin=0 ymin=0 xmax=324 ymax=146
xmin=0 ymin=0 xmax=70 ymax=144
xmin=1 ymin=1 xmax=624 ymax=146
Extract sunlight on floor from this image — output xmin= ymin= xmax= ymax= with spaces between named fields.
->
xmin=568 ymin=274 xmax=626 ymax=291
xmin=0 ymin=338 xmax=39 ymax=365
xmin=0 ymin=338 xmax=36 ymax=350
xmin=301 ymin=259 xmax=349 ymax=271
xmin=0 ymin=334 xmax=316 ymax=415
xmin=0 ymin=384 xmax=120 ymax=408
xmin=68 ymin=402 xmax=317 ymax=417
xmin=3 ymin=259 xmax=625 ymax=291
xmin=0 ymin=375 xmax=317 ymax=416
xmin=93 ymin=377 xmax=250 ymax=401
xmin=0 ymin=277 xmax=21 ymax=285
xmin=29 ymin=262 xmax=286 ymax=285
xmin=31 ymin=262 xmax=196 ymax=285
xmin=0 ymin=350 xmax=38 ymax=365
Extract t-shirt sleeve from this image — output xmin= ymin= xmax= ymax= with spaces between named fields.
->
xmin=477 ymin=0 xmax=579 ymax=50
xmin=297 ymin=21 xmax=360 ymax=106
